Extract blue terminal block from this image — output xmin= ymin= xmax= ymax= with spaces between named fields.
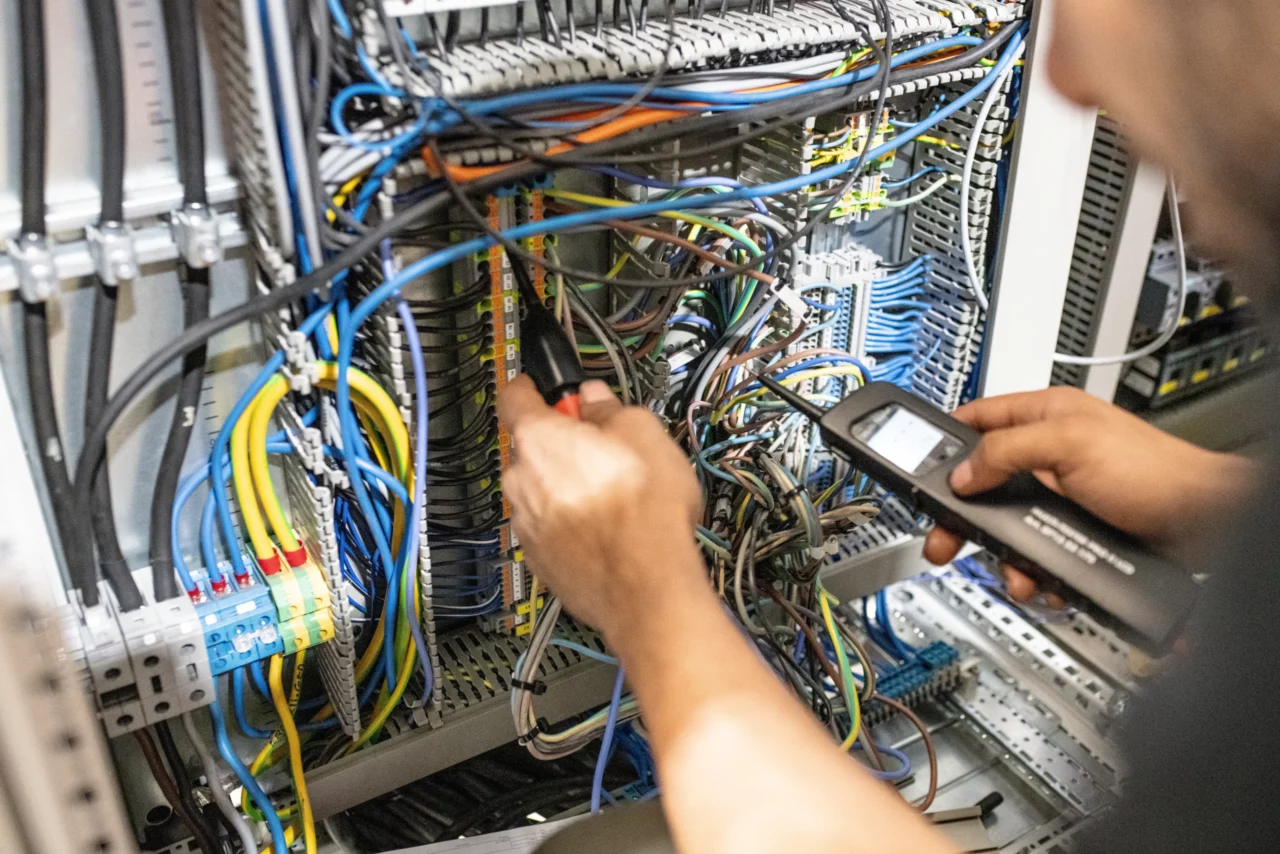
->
xmin=192 ymin=560 xmax=285 ymax=676
xmin=875 ymin=641 xmax=960 ymax=704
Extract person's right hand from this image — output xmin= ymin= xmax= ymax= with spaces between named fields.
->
xmin=922 ymin=387 xmax=1253 ymax=601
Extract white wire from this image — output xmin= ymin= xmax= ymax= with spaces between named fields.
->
xmin=961 ymin=42 xmax=1026 ymax=311
xmin=180 ymin=712 xmax=258 ymax=854
xmin=1054 ymin=176 xmax=1187 ymax=365
xmin=879 ymin=174 xmax=956 ymax=208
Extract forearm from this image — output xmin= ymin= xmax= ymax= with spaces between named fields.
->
xmin=606 ymin=544 xmax=956 ymax=854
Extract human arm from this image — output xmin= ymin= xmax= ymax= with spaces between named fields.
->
xmin=921 ymin=387 xmax=1255 ymax=599
xmin=499 ymin=376 xmax=955 ymax=854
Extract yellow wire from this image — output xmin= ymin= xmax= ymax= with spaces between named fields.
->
xmin=247 ymin=375 xmax=303 ymax=558
xmin=819 ymin=590 xmax=862 ymax=750
xmin=347 ymin=571 xmax=418 ymax=753
xmin=915 ymin=134 xmax=963 ymax=150
xmin=712 ymin=366 xmax=865 ymax=422
xmin=544 ymin=189 xmax=762 ymax=254
xmin=259 ymin=825 xmax=298 ymax=854
xmin=231 ymin=392 xmax=277 ymax=565
xmin=239 ymin=367 xmax=406 ymax=564
xmin=314 ymin=363 xmax=411 ymax=480
xmin=327 ymin=174 xmax=365 ymax=222
xmin=528 ymin=576 xmax=540 ymax=633
xmin=268 ymin=653 xmax=316 ymax=854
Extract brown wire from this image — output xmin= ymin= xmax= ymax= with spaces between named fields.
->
xmin=716 ymin=345 xmax=867 ymax=406
xmin=873 ymin=693 xmax=939 ymax=812
xmin=134 ymin=728 xmax=222 ymax=854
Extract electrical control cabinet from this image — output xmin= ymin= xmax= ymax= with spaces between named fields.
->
xmin=0 ymin=0 xmax=1152 ymax=852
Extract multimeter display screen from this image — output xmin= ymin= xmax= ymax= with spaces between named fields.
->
xmin=852 ymin=404 xmax=964 ymax=475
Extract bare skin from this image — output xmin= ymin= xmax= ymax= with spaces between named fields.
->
xmin=497 ymin=0 xmax=1280 ymax=848
xmin=920 ymin=388 xmax=1256 ymax=601
xmin=500 ymin=376 xmax=955 ymax=854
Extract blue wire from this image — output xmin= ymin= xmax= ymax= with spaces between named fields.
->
xmin=397 ymin=284 xmax=434 ymax=703
xmin=592 ymin=666 xmax=627 ymax=814
xmin=208 ymin=351 xmax=285 ymax=582
xmin=861 ymin=740 xmax=913 ymax=781
xmin=232 ymin=667 xmax=275 ymax=740
xmin=549 ymin=638 xmax=620 ymax=665
xmin=327 ymin=0 xmax=352 ymax=37
xmin=209 ymin=681 xmax=288 ymax=854
xmin=880 ymin=166 xmax=943 ymax=189
xmin=451 ymin=35 xmax=982 ymax=118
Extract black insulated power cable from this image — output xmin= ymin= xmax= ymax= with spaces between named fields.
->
xmin=18 ymin=0 xmax=80 ymax=583
xmin=65 ymin=26 xmax=1015 ymax=601
xmin=150 ymin=0 xmax=213 ymax=603
xmin=152 ymin=721 xmax=225 ymax=854
xmin=85 ymin=0 xmax=145 ymax=611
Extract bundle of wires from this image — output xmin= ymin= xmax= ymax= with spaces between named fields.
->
xmin=866 ymin=256 xmax=933 ymax=388
xmin=57 ymin=7 xmax=1026 ymax=843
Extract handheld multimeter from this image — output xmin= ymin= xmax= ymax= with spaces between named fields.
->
xmin=759 ymin=376 xmax=1198 ymax=653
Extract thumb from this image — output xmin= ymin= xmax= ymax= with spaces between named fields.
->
xmin=950 ymin=419 xmax=1085 ymax=495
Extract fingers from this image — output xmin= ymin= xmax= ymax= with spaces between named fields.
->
xmin=497 ymin=375 xmax=556 ymax=433
xmin=949 ymin=418 xmax=1086 ymax=496
xmin=1002 ymin=567 xmax=1038 ymax=603
xmin=578 ymin=379 xmax=623 ymax=425
xmin=951 ymin=387 xmax=1091 ymax=431
xmin=922 ymin=527 xmax=965 ymax=565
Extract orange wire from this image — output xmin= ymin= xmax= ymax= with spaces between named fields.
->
xmin=423 ymin=31 xmax=1003 ymax=183
xmin=423 ymin=107 xmax=688 ymax=181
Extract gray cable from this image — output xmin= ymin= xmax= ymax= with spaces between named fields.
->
xmin=180 ymin=712 xmax=258 ymax=854
xmin=238 ymin=0 xmax=295 ymax=254
xmin=264 ymin=0 xmax=322 ymax=269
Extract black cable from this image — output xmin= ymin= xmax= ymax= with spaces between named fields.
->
xmin=152 ymin=722 xmax=225 ymax=854
xmin=67 ymin=27 xmax=1015 ymax=601
xmin=81 ymin=0 xmax=145 ymax=610
xmin=149 ymin=268 xmax=211 ymax=600
xmin=85 ymin=285 xmax=145 ymax=610
xmin=151 ymin=0 xmax=212 ymax=602
xmin=161 ymin=0 xmax=207 ymax=205
xmin=17 ymin=0 xmax=80 ymax=577
xmin=18 ymin=0 xmax=46 ymax=236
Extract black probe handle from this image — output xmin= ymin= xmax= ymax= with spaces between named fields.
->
xmin=818 ymin=383 xmax=1198 ymax=653
xmin=521 ymin=299 xmax=584 ymax=417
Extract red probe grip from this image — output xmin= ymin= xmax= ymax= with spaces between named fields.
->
xmin=554 ymin=393 xmax=581 ymax=420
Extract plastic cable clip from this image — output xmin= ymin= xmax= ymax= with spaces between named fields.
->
xmin=171 ymin=203 xmax=223 ymax=269
xmin=86 ymin=221 xmax=139 ymax=285
xmin=7 ymin=233 xmax=58 ymax=303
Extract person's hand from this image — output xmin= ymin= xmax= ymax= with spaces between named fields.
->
xmin=922 ymin=387 xmax=1253 ymax=601
xmin=498 ymin=376 xmax=706 ymax=642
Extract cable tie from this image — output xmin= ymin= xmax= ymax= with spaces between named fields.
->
xmin=510 ymin=677 xmax=547 ymax=695
xmin=517 ymin=718 xmax=548 ymax=745
xmin=779 ymin=485 xmax=807 ymax=504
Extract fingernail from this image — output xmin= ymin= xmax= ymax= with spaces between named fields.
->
xmin=579 ymin=380 xmax=612 ymax=404
xmin=950 ymin=459 xmax=973 ymax=491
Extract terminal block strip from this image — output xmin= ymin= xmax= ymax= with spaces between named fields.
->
xmin=383 ymin=0 xmax=1021 ymax=99
xmin=69 ymin=581 xmax=216 ymax=738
